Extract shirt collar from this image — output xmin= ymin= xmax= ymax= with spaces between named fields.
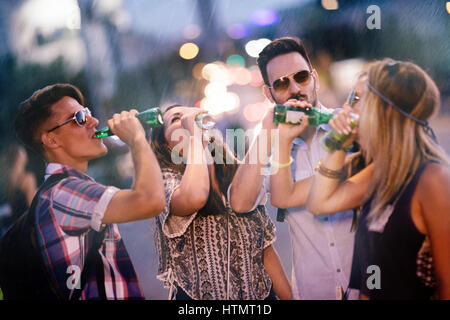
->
xmin=45 ymin=163 xmax=93 ymax=181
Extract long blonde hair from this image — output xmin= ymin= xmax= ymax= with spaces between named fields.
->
xmin=358 ymin=59 xmax=449 ymax=220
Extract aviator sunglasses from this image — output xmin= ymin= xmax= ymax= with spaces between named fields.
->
xmin=47 ymin=107 xmax=92 ymax=133
xmin=268 ymin=70 xmax=313 ymax=92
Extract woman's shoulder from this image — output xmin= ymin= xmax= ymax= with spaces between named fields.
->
xmin=419 ymin=161 xmax=450 ymax=187
xmin=416 ymin=161 xmax=450 ymax=202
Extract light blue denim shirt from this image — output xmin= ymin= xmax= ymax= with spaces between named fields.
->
xmin=269 ymin=106 xmax=357 ymax=300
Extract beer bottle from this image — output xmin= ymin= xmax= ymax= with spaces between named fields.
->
xmin=94 ymin=107 xmax=163 ymax=138
xmin=319 ymin=112 xmax=358 ymax=153
xmin=195 ymin=113 xmax=216 ymax=129
xmin=273 ymin=104 xmax=334 ymax=126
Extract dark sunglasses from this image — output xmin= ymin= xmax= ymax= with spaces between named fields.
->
xmin=268 ymin=70 xmax=313 ymax=92
xmin=47 ymin=107 xmax=92 ymax=133
xmin=347 ymin=90 xmax=360 ymax=108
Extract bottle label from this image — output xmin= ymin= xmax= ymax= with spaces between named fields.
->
xmin=285 ymin=110 xmax=305 ymax=124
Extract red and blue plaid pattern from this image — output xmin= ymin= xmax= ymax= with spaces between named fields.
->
xmin=36 ymin=163 xmax=144 ymax=300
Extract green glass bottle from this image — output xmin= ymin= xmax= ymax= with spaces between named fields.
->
xmin=319 ymin=112 xmax=358 ymax=153
xmin=273 ymin=104 xmax=334 ymax=126
xmin=94 ymin=107 xmax=163 ymax=138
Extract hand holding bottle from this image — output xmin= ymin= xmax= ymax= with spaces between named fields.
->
xmin=320 ymin=103 xmax=359 ymax=152
xmin=108 ymin=109 xmax=146 ymax=147
xmin=328 ymin=105 xmax=358 ymax=145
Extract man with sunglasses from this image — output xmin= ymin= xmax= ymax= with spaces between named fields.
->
xmin=12 ymin=83 xmax=165 ymax=299
xmin=230 ymin=37 xmax=358 ymax=299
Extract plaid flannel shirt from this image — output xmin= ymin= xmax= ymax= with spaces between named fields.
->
xmin=36 ymin=163 xmax=144 ymax=300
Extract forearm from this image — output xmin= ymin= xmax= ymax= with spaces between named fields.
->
xmin=307 ymin=150 xmax=347 ymax=214
xmin=170 ymin=136 xmax=210 ymax=216
xmin=264 ymin=245 xmax=292 ymax=300
xmin=269 ymin=140 xmax=297 ymax=208
xmin=130 ymin=136 xmax=164 ymax=201
xmin=230 ymin=126 xmax=272 ymax=212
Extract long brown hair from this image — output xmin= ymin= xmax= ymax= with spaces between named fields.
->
xmin=359 ymin=59 xmax=449 ymax=220
xmin=150 ymin=105 xmax=239 ymax=216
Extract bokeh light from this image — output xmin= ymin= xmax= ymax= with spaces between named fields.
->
xmin=249 ymin=66 xmax=264 ymax=87
xmin=243 ymin=100 xmax=271 ymax=122
xmin=192 ymin=62 xmax=206 ymax=80
xmin=321 ymin=0 xmax=339 ymax=10
xmin=204 ymin=82 xmax=227 ymax=98
xmin=183 ymin=24 xmax=202 ymax=40
xmin=245 ymin=38 xmax=271 ymax=58
xmin=202 ymin=62 xmax=231 ymax=85
xmin=249 ymin=9 xmax=279 ymax=27
xmin=226 ymin=23 xmax=250 ymax=39
xmin=231 ymin=67 xmax=252 ymax=86
xmin=179 ymin=42 xmax=199 ymax=60
xmin=226 ymin=54 xmax=245 ymax=68
xmin=20 ymin=0 xmax=81 ymax=34
xmin=200 ymin=91 xmax=240 ymax=116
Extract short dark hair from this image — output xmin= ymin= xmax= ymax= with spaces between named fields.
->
xmin=14 ymin=83 xmax=85 ymax=157
xmin=257 ymin=37 xmax=312 ymax=86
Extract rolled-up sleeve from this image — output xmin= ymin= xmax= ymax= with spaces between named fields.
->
xmin=159 ymin=170 xmax=197 ymax=239
xmin=50 ymin=177 xmax=119 ymax=235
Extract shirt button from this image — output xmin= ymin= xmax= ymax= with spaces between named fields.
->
xmin=337 ymin=268 xmax=341 ymax=273
xmin=330 ymin=242 xmax=335 ymax=247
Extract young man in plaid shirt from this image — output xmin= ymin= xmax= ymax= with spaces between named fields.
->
xmin=14 ymin=84 xmax=165 ymax=299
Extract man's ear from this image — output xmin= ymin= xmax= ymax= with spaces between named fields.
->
xmin=41 ymin=131 xmax=60 ymax=150
xmin=263 ymin=85 xmax=275 ymax=103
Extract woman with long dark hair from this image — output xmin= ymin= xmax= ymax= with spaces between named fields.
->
xmin=150 ymin=105 xmax=291 ymax=300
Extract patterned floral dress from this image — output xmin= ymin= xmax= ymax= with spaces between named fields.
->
xmin=154 ymin=169 xmax=276 ymax=300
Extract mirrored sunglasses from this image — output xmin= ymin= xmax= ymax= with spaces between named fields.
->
xmin=47 ymin=107 xmax=92 ymax=133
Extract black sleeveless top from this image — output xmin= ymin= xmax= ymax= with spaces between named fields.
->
xmin=349 ymin=161 xmax=436 ymax=299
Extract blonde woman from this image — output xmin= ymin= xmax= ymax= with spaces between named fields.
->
xmin=306 ymin=59 xmax=450 ymax=299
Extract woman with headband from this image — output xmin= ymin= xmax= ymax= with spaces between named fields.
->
xmin=306 ymin=59 xmax=450 ymax=299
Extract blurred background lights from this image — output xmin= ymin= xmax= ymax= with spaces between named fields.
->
xmin=226 ymin=54 xmax=246 ymax=68
xmin=183 ymin=24 xmax=202 ymax=40
xmin=179 ymin=42 xmax=199 ymax=60
xmin=204 ymin=82 xmax=227 ymax=98
xmin=245 ymin=38 xmax=271 ymax=58
xmin=20 ymin=0 xmax=81 ymax=34
xmin=232 ymin=67 xmax=252 ymax=86
xmin=200 ymin=92 xmax=240 ymax=116
xmin=249 ymin=66 xmax=264 ymax=87
xmin=192 ymin=62 xmax=206 ymax=80
xmin=201 ymin=63 xmax=219 ymax=81
xmin=226 ymin=23 xmax=250 ymax=39
xmin=95 ymin=0 xmax=123 ymax=15
xmin=249 ymin=9 xmax=279 ymax=26
xmin=321 ymin=0 xmax=339 ymax=10
xmin=204 ymin=62 xmax=231 ymax=85
xmin=243 ymin=100 xmax=271 ymax=122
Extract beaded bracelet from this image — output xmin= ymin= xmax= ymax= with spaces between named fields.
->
xmin=315 ymin=160 xmax=346 ymax=179
xmin=269 ymin=156 xmax=294 ymax=169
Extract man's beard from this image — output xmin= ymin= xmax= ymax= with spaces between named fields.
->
xmin=286 ymin=91 xmax=318 ymax=107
